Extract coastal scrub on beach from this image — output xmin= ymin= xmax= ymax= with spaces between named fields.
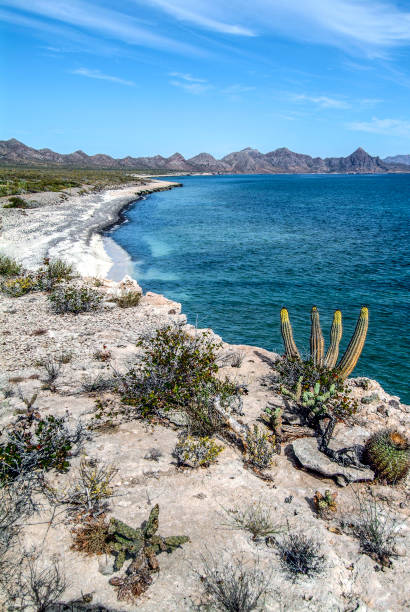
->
xmin=0 ymin=181 xmax=409 ymax=610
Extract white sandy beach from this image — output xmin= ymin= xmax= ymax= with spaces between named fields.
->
xmin=0 ymin=180 xmax=180 ymax=279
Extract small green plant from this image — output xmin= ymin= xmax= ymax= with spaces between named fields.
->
xmin=276 ymin=531 xmax=326 ymax=581
xmin=1 ymin=275 xmax=37 ymax=297
xmin=174 ymin=435 xmax=224 ymax=468
xmin=0 ymin=409 xmax=85 ymax=484
xmin=49 ymin=284 xmax=102 ymax=314
xmin=245 ymin=425 xmax=274 ymax=469
xmin=365 ymin=430 xmax=409 ymax=483
xmin=36 ymin=258 xmax=74 ymax=290
xmin=0 ymin=254 xmax=22 ymax=277
xmin=221 ymin=500 xmax=282 ymax=541
xmin=313 ymin=490 xmax=337 ymax=520
xmin=4 ymin=195 xmax=28 ymax=208
xmin=113 ymin=289 xmax=142 ymax=308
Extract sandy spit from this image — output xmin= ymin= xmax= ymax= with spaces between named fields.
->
xmin=0 ymin=180 xmax=180 ymax=278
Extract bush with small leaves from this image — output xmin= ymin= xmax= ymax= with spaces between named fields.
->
xmin=245 ymin=425 xmax=275 ymax=469
xmin=0 ymin=409 xmax=86 ymax=484
xmin=0 ymin=254 xmax=22 ymax=277
xmin=199 ymin=555 xmax=271 ymax=612
xmin=365 ymin=429 xmax=409 ymax=484
xmin=1 ymin=274 xmax=37 ymax=297
xmin=36 ymin=258 xmax=74 ymax=291
xmin=276 ymin=532 xmax=325 ymax=581
xmin=174 ymin=435 xmax=224 ymax=468
xmin=49 ymin=284 xmax=102 ymax=314
xmin=113 ymin=289 xmax=142 ymax=308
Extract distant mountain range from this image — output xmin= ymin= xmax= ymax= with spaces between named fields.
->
xmin=1 ymin=138 xmax=409 ymax=174
xmin=383 ymin=154 xmax=410 ymax=166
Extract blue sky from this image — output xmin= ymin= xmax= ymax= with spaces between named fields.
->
xmin=1 ymin=0 xmax=410 ymax=158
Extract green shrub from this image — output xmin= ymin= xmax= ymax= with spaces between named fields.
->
xmin=113 ymin=289 xmax=141 ymax=308
xmin=36 ymin=258 xmax=74 ymax=290
xmin=221 ymin=500 xmax=282 ymax=541
xmin=174 ymin=435 xmax=224 ymax=467
xmin=119 ymin=326 xmax=226 ymax=417
xmin=365 ymin=430 xmax=409 ymax=483
xmin=0 ymin=255 xmax=22 ymax=277
xmin=1 ymin=275 xmax=37 ymax=297
xmin=49 ymin=285 xmax=102 ymax=314
xmin=0 ymin=410 xmax=85 ymax=484
xmin=4 ymin=196 xmax=28 ymax=208
xmin=245 ymin=425 xmax=275 ymax=469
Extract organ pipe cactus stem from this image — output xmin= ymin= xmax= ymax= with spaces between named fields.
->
xmin=324 ymin=310 xmax=343 ymax=369
xmin=310 ymin=306 xmax=324 ymax=366
xmin=337 ymin=307 xmax=369 ymax=380
xmin=280 ymin=308 xmax=300 ymax=360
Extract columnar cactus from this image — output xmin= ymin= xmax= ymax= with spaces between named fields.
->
xmin=310 ymin=306 xmax=324 ymax=366
xmin=324 ymin=310 xmax=342 ymax=369
xmin=279 ymin=306 xmax=368 ymax=380
xmin=280 ymin=308 xmax=300 ymax=360
xmin=337 ymin=307 xmax=368 ymax=380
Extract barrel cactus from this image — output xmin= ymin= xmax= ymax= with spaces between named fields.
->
xmin=280 ymin=306 xmax=368 ymax=380
xmin=365 ymin=430 xmax=409 ymax=483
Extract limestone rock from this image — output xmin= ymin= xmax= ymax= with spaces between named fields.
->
xmin=292 ymin=437 xmax=374 ymax=486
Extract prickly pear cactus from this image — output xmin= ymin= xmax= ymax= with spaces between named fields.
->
xmin=365 ymin=430 xmax=409 ymax=483
xmin=313 ymin=490 xmax=337 ymax=519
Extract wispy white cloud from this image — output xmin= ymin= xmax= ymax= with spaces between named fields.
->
xmin=168 ymin=72 xmax=207 ymax=83
xmin=71 ymin=68 xmax=135 ymax=86
xmin=291 ymin=93 xmax=351 ymax=109
xmin=169 ymin=78 xmax=211 ymax=94
xmin=145 ymin=0 xmax=255 ymax=36
xmin=347 ymin=117 xmax=410 ymax=136
xmin=143 ymin=0 xmax=410 ymax=56
xmin=0 ymin=0 xmax=202 ymax=56
xmin=221 ymin=84 xmax=256 ymax=95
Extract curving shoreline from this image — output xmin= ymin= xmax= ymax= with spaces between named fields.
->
xmin=0 ymin=179 xmax=181 ymax=278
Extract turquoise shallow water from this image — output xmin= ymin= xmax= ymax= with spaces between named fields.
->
xmin=108 ymin=174 xmax=410 ymax=403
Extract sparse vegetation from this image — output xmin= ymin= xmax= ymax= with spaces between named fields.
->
xmin=93 ymin=346 xmax=112 ymax=362
xmin=71 ymin=515 xmax=112 ymax=556
xmin=174 ymin=435 xmax=224 ymax=468
xmin=245 ymin=425 xmax=275 ymax=469
xmin=351 ymin=494 xmax=403 ymax=566
xmin=113 ymin=289 xmax=142 ymax=308
xmin=36 ymin=258 xmax=74 ymax=290
xmin=1 ymin=274 xmax=37 ymax=297
xmin=49 ymin=284 xmax=102 ymax=314
xmin=365 ymin=430 xmax=409 ymax=484
xmin=0 ymin=254 xmax=22 ymax=277
xmin=41 ymin=357 xmax=62 ymax=392
xmin=144 ymin=448 xmax=163 ymax=462
xmin=4 ymin=195 xmax=28 ymax=208
xmin=199 ymin=555 xmax=271 ymax=612
xmin=276 ymin=531 xmax=326 ymax=581
xmin=82 ymin=374 xmax=116 ymax=393
xmin=221 ymin=500 xmax=282 ymax=541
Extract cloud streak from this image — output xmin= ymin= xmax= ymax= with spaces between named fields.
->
xmin=71 ymin=68 xmax=135 ymax=86
xmin=347 ymin=117 xmax=410 ymax=136
xmin=144 ymin=0 xmax=410 ymax=57
xmin=291 ymin=93 xmax=351 ymax=109
xmin=0 ymin=0 xmax=202 ymax=56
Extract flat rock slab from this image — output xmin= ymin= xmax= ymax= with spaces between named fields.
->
xmin=292 ymin=437 xmax=374 ymax=486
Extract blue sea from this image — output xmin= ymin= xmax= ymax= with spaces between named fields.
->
xmin=107 ymin=174 xmax=410 ymax=403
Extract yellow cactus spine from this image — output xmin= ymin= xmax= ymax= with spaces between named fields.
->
xmin=310 ymin=306 xmax=324 ymax=366
xmin=324 ymin=310 xmax=343 ymax=369
xmin=280 ymin=308 xmax=300 ymax=360
xmin=337 ymin=307 xmax=369 ymax=380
